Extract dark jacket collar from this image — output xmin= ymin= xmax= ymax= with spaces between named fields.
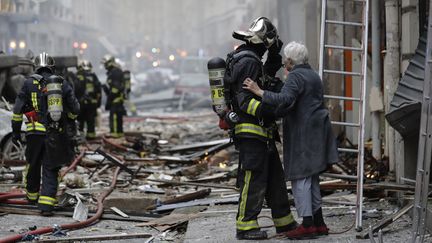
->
xmin=292 ymin=63 xmax=311 ymax=71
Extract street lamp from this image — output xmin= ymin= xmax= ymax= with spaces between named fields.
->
xmin=80 ymin=42 xmax=88 ymax=50
xmin=9 ymin=41 xmax=17 ymax=50
xmin=19 ymin=41 xmax=26 ymax=49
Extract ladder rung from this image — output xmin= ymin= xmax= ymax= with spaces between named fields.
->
xmin=338 ymin=148 xmax=359 ymax=153
xmin=331 ymin=121 xmax=360 ymax=127
xmin=324 ymin=95 xmax=361 ymax=101
xmin=325 ymin=44 xmax=363 ymax=51
xmin=324 ymin=69 xmax=363 ymax=76
xmin=325 ymin=20 xmax=364 ymax=27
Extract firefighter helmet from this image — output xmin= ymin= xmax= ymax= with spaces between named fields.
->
xmin=79 ymin=60 xmax=92 ymax=71
xmin=101 ymin=54 xmax=115 ymax=69
xmin=233 ymin=17 xmax=278 ymax=48
xmin=34 ymin=52 xmax=55 ymax=72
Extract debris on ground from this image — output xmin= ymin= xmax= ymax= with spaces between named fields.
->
xmin=0 ymin=109 xmax=422 ymax=242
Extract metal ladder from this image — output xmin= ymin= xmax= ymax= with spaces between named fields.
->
xmin=318 ymin=0 xmax=369 ymax=231
xmin=412 ymin=4 xmax=432 ymax=242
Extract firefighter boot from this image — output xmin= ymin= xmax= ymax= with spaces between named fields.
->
xmin=236 ymin=229 xmax=268 ymax=240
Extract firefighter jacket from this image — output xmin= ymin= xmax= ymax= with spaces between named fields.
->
xmin=225 ymin=44 xmax=283 ymax=142
xmin=12 ymin=71 xmax=80 ymax=136
xmin=104 ymin=66 xmax=125 ymax=111
xmin=75 ymin=70 xmax=102 ymax=107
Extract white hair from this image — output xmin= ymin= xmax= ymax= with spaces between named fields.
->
xmin=283 ymin=41 xmax=308 ymax=65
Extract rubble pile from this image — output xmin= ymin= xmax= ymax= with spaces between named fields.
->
xmin=0 ymin=109 xmax=423 ymax=242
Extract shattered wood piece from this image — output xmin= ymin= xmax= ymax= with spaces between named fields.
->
xmin=102 ymin=137 xmax=139 ymax=154
xmin=356 ymin=203 xmax=413 ymax=239
xmin=161 ymin=138 xmax=230 ymax=153
xmin=131 ymin=156 xmax=193 ymax=163
xmin=186 ymin=172 xmax=228 ymax=182
xmin=124 ymin=158 xmax=165 ymax=165
xmin=322 ymin=199 xmax=356 ymax=206
xmin=145 ymin=189 xmax=211 ymax=210
xmin=180 ymin=163 xmax=209 ymax=177
xmin=163 ymin=189 xmax=211 ymax=205
xmin=321 ymin=173 xmax=358 ymax=181
xmin=110 ymin=206 xmax=129 ymax=218
xmin=147 ymin=178 xmax=238 ymax=190
xmin=38 ymin=233 xmax=153 ymax=242
xmin=65 ymin=187 xmax=109 ymax=194
xmin=95 ymin=148 xmax=135 ymax=175
xmin=184 ymin=141 xmax=233 ymax=161
xmin=138 ymin=185 xmax=166 ymax=194
xmin=172 ymin=205 xmax=208 ymax=214
xmin=135 ymin=213 xmax=200 ymax=231
xmin=369 ymin=182 xmax=415 ymax=191
xmin=156 ymin=155 xmax=194 ymax=163
xmin=95 ymin=164 xmax=110 ymax=176
xmin=153 ymin=197 xmax=239 ymax=212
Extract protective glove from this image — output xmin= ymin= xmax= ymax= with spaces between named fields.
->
xmin=268 ymin=38 xmax=284 ymax=55
xmin=12 ymin=133 xmax=22 ymax=147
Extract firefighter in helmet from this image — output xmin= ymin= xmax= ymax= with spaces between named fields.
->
xmin=225 ymin=17 xmax=297 ymax=239
xmin=75 ymin=60 xmax=101 ymax=139
xmin=101 ymin=55 xmax=125 ymax=138
xmin=11 ymin=52 xmax=80 ymax=216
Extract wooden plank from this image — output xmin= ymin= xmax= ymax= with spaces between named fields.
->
xmin=153 ymin=197 xmax=239 ymax=212
xmin=110 ymin=206 xmax=129 ymax=218
xmin=147 ymin=178 xmax=238 ymax=190
xmin=161 ymin=138 xmax=230 ymax=152
xmin=39 ymin=233 xmax=152 ymax=242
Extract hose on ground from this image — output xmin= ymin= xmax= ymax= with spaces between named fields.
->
xmin=0 ymin=165 xmax=121 ymax=243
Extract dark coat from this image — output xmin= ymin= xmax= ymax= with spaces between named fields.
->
xmin=262 ymin=64 xmax=339 ymax=180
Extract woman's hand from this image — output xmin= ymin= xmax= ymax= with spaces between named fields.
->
xmin=243 ymin=78 xmax=264 ymax=97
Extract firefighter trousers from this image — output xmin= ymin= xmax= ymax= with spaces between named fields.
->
xmin=236 ymin=138 xmax=295 ymax=233
xmin=24 ymin=134 xmax=60 ymax=211
xmin=78 ymin=105 xmax=97 ymax=138
xmin=24 ymin=134 xmax=45 ymax=201
xmin=109 ymin=108 xmax=124 ymax=137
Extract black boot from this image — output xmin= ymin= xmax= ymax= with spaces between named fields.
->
xmin=236 ymin=229 xmax=268 ymax=240
xmin=313 ymin=208 xmax=325 ymax=226
xmin=276 ymin=220 xmax=299 ymax=233
xmin=313 ymin=208 xmax=329 ymax=236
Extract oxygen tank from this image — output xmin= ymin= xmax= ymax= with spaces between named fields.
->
xmin=207 ymin=57 xmax=227 ymax=117
xmin=46 ymin=75 xmax=63 ymax=122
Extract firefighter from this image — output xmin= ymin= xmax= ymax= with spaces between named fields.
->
xmin=122 ymin=69 xmax=137 ymax=115
xmin=224 ymin=17 xmax=297 ymax=240
xmin=75 ymin=60 xmax=101 ymax=139
xmin=11 ymin=52 xmax=80 ymax=216
xmin=101 ymin=55 xmax=125 ymax=138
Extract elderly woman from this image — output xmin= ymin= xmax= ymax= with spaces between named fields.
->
xmin=243 ymin=41 xmax=339 ymax=239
